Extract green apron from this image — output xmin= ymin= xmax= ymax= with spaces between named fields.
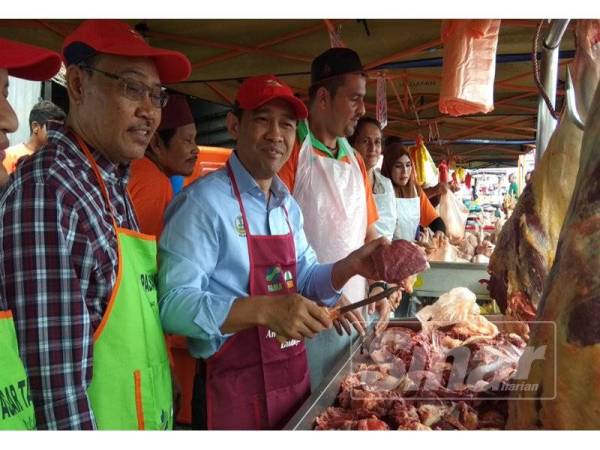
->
xmin=0 ymin=310 xmax=36 ymax=430
xmin=76 ymin=134 xmax=173 ymax=430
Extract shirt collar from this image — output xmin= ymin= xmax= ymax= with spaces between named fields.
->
xmin=297 ymin=119 xmax=351 ymax=160
xmin=229 ymin=151 xmax=288 ymax=201
xmin=60 ymin=128 xmax=130 ymax=186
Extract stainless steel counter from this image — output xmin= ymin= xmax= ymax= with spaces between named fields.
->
xmin=413 ymin=261 xmax=490 ymax=300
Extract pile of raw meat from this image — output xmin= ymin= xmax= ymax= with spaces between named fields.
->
xmin=417 ymin=227 xmax=497 ymax=264
xmin=314 ymin=288 xmax=525 ymax=430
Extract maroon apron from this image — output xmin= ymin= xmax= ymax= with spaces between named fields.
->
xmin=203 ymin=162 xmax=310 ymax=430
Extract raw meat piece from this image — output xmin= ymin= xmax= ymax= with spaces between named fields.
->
xmin=508 ymin=25 xmax=600 ymax=429
xmin=488 ymin=20 xmax=600 ymax=323
xmin=314 ymin=407 xmax=382 ymax=430
xmin=371 ymin=239 xmax=429 ymax=284
xmin=356 ymin=418 xmax=389 ymax=430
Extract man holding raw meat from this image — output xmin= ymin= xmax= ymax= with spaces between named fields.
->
xmin=158 ymin=74 xmax=387 ymax=430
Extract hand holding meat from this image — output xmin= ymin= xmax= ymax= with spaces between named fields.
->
xmin=367 ymin=288 xmax=393 ymax=335
xmin=261 ymin=294 xmax=333 ymax=341
xmin=331 ymin=236 xmax=391 ymax=289
xmin=370 ymin=239 xmax=429 ymax=284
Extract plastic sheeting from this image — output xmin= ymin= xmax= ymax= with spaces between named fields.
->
xmin=439 ymin=20 xmax=501 ymax=117
xmin=7 ymin=76 xmax=41 ymax=146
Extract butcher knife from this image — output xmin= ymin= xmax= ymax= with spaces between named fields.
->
xmin=274 ymin=285 xmax=400 ymax=344
xmin=333 ymin=285 xmax=401 ymax=315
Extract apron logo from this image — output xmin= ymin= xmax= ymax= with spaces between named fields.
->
xmin=140 ymin=273 xmax=158 ymax=308
xmin=140 ymin=273 xmax=157 ymax=294
xmin=266 ymin=266 xmax=284 ymax=292
xmin=283 ymin=270 xmax=294 ymax=289
xmin=0 ymin=378 xmax=32 ymax=421
xmin=234 ymin=216 xmax=246 ymax=237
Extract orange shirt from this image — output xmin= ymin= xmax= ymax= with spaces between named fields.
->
xmin=128 ymin=156 xmax=173 ymax=237
xmin=3 ymin=143 xmax=33 ymax=174
xmin=419 ymin=190 xmax=440 ymax=227
xmin=278 ymin=140 xmax=379 ymax=227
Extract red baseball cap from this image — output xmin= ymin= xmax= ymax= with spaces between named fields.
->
xmin=0 ymin=38 xmax=62 ymax=81
xmin=62 ymin=20 xmax=191 ymax=84
xmin=236 ymin=75 xmax=308 ymax=119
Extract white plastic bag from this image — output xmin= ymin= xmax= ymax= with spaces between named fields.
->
xmin=436 ymin=190 xmax=469 ymax=241
xmin=416 ymin=287 xmax=499 ymax=337
xmin=439 ymin=20 xmax=501 ymax=116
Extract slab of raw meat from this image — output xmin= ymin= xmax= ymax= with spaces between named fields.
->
xmin=488 ymin=20 xmax=600 ymax=325
xmin=507 ymin=23 xmax=600 ymax=429
xmin=371 ymin=239 xmax=429 ymax=284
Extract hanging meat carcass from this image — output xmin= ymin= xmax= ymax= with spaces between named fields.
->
xmin=487 ymin=20 xmax=600 ymax=327
xmin=507 ymin=41 xmax=600 ymax=429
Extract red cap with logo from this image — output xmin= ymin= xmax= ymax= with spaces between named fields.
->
xmin=236 ymin=75 xmax=308 ymax=119
xmin=62 ymin=20 xmax=191 ymax=84
xmin=0 ymin=38 xmax=62 ymax=81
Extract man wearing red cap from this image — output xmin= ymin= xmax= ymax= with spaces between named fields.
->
xmin=0 ymin=20 xmax=191 ymax=430
xmin=129 ymin=94 xmax=198 ymax=237
xmin=0 ymin=37 xmax=61 ymax=431
xmin=158 ymin=74 xmax=385 ymax=429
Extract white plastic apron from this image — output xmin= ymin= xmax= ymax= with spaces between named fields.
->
xmin=393 ymin=196 xmax=421 ymax=241
xmin=371 ymin=171 xmax=396 ymax=241
xmin=292 ymin=127 xmax=368 ymax=303
xmin=291 ymin=124 xmax=368 ymax=390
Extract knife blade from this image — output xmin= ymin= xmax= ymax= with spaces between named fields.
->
xmin=335 ymin=285 xmax=400 ymax=315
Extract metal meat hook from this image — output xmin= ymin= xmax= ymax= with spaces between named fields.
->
xmin=566 ymin=66 xmax=585 ymax=131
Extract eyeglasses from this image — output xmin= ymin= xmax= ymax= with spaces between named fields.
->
xmin=79 ymin=65 xmax=169 ymax=108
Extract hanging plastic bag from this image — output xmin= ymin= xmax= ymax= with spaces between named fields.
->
xmin=409 ymin=135 xmax=439 ymax=188
xmin=464 ymin=172 xmax=472 ymax=189
xmin=439 ymin=20 xmax=501 ymax=117
xmin=436 ymin=190 xmax=469 ymax=241
xmin=376 ymin=75 xmax=388 ymax=129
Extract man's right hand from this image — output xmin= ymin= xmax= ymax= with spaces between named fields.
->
xmin=260 ymin=294 xmax=333 ymax=341
xmin=331 ymin=294 xmax=367 ymax=337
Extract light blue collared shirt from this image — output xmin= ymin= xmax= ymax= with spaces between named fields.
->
xmin=158 ymin=152 xmax=342 ymax=359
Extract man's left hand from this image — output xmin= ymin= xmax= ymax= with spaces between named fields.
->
xmin=332 ymin=237 xmax=390 ymax=289
xmin=367 ymin=285 xmax=401 ymax=335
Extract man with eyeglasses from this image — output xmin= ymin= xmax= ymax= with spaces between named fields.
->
xmin=0 ymin=20 xmax=191 ymax=430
